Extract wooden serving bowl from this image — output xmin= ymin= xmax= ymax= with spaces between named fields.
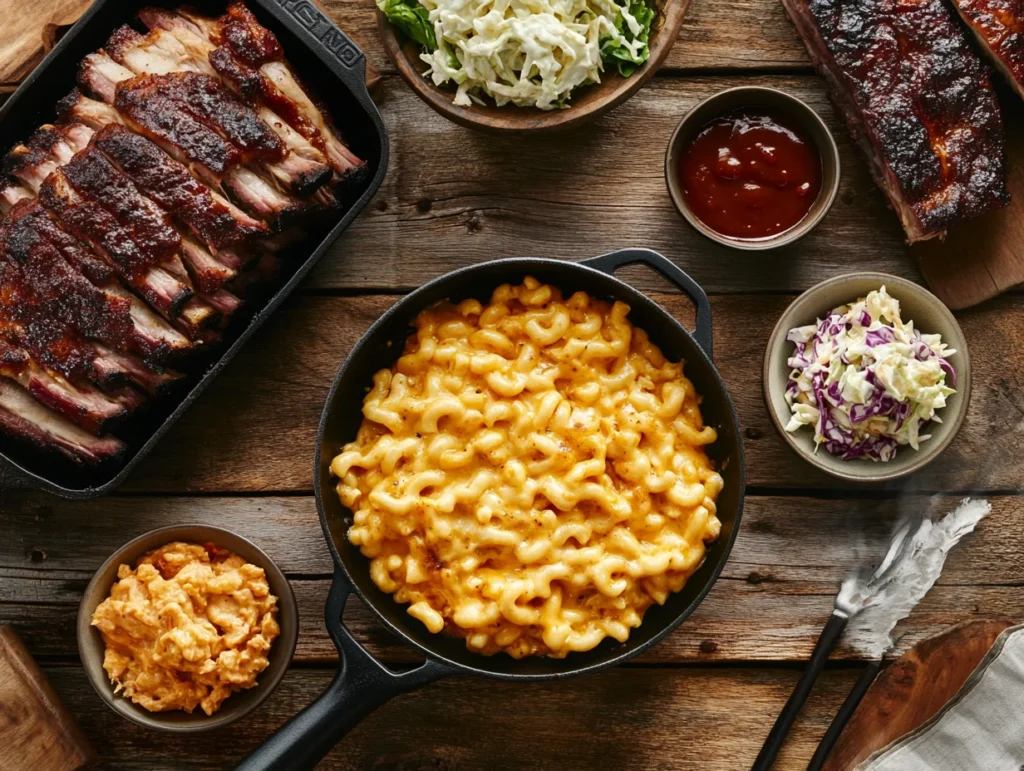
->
xmin=377 ymin=0 xmax=691 ymax=134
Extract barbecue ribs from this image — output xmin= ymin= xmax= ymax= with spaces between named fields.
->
xmin=951 ymin=0 xmax=1024 ymax=100
xmin=0 ymin=3 xmax=364 ymax=467
xmin=779 ymin=0 xmax=1010 ymax=242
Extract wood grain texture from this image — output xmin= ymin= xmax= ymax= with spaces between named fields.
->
xmin=0 ymin=494 xmax=1017 ymax=665
xmin=42 ymin=663 xmax=860 ymax=770
xmin=3 ymin=291 xmax=1015 ymax=493
xmin=310 ymin=75 xmax=921 ymax=294
xmin=0 ymin=628 xmax=95 ymax=771
xmin=822 ymin=619 xmax=1016 ymax=771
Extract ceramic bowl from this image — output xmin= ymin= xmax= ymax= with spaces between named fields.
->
xmin=77 ymin=525 xmax=298 ymax=732
xmin=665 ymin=86 xmax=841 ymax=250
xmin=763 ymin=273 xmax=971 ymax=482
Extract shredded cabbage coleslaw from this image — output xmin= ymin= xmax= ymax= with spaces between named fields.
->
xmin=784 ymin=287 xmax=956 ymax=462
xmin=378 ymin=0 xmax=653 ymax=109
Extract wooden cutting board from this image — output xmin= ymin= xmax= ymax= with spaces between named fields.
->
xmin=822 ymin=617 xmax=1018 ymax=771
xmin=910 ymin=96 xmax=1024 ymax=310
xmin=0 ymin=626 xmax=96 ymax=771
xmin=0 ymin=0 xmax=382 ymax=94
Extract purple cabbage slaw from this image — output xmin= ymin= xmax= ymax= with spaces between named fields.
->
xmin=783 ymin=287 xmax=956 ymax=462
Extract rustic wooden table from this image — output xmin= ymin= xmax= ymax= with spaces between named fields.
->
xmin=1 ymin=0 xmax=1022 ymax=768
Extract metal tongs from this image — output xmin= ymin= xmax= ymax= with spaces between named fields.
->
xmin=751 ymin=498 xmax=991 ymax=771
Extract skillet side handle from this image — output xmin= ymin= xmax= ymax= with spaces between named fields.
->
xmin=237 ymin=571 xmax=452 ymax=771
xmin=582 ymin=249 xmax=714 ymax=359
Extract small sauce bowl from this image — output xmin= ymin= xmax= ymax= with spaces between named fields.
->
xmin=665 ymin=87 xmax=841 ymax=250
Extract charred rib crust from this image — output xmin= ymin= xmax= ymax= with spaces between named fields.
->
xmin=221 ymin=3 xmax=284 ymax=67
xmin=61 ymin=148 xmax=182 ymax=262
xmin=3 ymin=202 xmax=134 ymax=349
xmin=780 ymin=0 xmax=1009 ymax=241
xmin=115 ymin=75 xmax=241 ymax=175
xmin=91 ymin=124 xmax=269 ymax=248
xmin=56 ymin=89 xmax=85 ymax=122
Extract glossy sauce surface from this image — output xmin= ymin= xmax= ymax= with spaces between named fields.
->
xmin=680 ymin=109 xmax=822 ymax=239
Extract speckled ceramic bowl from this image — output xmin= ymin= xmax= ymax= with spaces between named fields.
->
xmin=764 ymin=273 xmax=971 ymax=482
xmin=77 ymin=525 xmax=298 ymax=732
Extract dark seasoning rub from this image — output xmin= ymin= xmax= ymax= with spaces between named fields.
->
xmin=779 ymin=0 xmax=1010 ymax=242
xmin=0 ymin=2 xmax=366 ymax=466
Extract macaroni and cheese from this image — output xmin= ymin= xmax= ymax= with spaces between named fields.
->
xmin=332 ymin=278 xmax=724 ymax=658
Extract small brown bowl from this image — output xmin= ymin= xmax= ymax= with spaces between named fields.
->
xmin=378 ymin=0 xmax=691 ymax=134
xmin=763 ymin=273 xmax=971 ymax=482
xmin=665 ymin=86 xmax=840 ymax=250
xmin=77 ymin=525 xmax=298 ymax=732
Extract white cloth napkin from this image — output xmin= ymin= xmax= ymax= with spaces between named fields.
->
xmin=856 ymin=625 xmax=1024 ymax=771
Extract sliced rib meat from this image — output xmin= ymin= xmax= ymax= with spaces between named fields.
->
xmin=61 ymin=146 xmax=181 ymax=262
xmin=4 ymin=126 xmax=79 ymax=190
xmin=0 ymin=183 xmax=34 ymax=214
xmin=0 ymin=338 xmax=128 ymax=435
xmin=90 ymin=124 xmax=268 ymax=250
xmin=1 ymin=124 xmax=215 ymax=329
xmin=141 ymin=5 xmax=364 ymax=182
xmin=1 ymin=202 xmax=134 ymax=351
xmin=73 ymin=58 xmax=309 ymax=228
xmin=124 ymin=15 xmax=339 ymax=176
xmin=7 ymin=200 xmax=193 ymax=361
xmin=950 ymin=0 xmax=1024 ymax=100
xmin=0 ymin=217 xmax=178 ymax=398
xmin=60 ymin=146 xmax=237 ymax=294
xmin=0 ymin=245 xmax=117 ymax=389
xmin=92 ymin=343 xmax=181 ymax=395
xmin=779 ymin=0 xmax=1010 ymax=242
xmin=0 ymin=379 xmax=125 ymax=465
xmin=105 ymin=24 xmax=333 ymax=195
xmin=18 ymin=141 xmax=222 ymax=334
xmin=39 ymin=168 xmax=196 ymax=320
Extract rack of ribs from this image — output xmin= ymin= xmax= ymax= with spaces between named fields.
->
xmin=778 ymin=0 xmax=1010 ymax=242
xmin=0 ymin=3 xmax=364 ymax=467
xmin=950 ymin=0 xmax=1024 ymax=100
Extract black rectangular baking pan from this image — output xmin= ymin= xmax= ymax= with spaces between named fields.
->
xmin=0 ymin=0 xmax=387 ymax=498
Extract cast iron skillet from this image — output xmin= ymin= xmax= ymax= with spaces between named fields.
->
xmin=239 ymin=248 xmax=745 ymax=770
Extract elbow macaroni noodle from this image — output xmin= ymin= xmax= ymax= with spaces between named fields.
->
xmin=332 ymin=278 xmax=724 ymax=658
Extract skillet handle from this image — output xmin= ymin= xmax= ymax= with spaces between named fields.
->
xmin=237 ymin=571 xmax=453 ymax=771
xmin=582 ymin=249 xmax=714 ymax=359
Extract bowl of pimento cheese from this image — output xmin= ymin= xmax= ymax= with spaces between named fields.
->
xmin=77 ymin=525 xmax=297 ymax=732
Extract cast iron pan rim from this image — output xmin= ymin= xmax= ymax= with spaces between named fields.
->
xmin=313 ymin=253 xmax=746 ymax=681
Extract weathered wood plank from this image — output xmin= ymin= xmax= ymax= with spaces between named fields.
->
xmin=45 ymin=663 xmax=859 ymax=770
xmin=310 ymin=74 xmax=918 ymax=294
xmin=2 ymin=494 xmax=1018 ymax=663
xmin=320 ymin=0 xmax=811 ymax=75
xmin=0 ymin=290 xmax=1010 ymax=493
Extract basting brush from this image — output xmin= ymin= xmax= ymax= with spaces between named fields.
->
xmin=751 ymin=497 xmax=991 ymax=771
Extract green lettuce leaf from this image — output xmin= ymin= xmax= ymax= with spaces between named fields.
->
xmin=378 ymin=0 xmax=437 ymax=50
xmin=600 ymin=0 xmax=654 ymax=77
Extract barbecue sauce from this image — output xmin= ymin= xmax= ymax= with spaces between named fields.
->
xmin=680 ymin=109 xmax=821 ymax=239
